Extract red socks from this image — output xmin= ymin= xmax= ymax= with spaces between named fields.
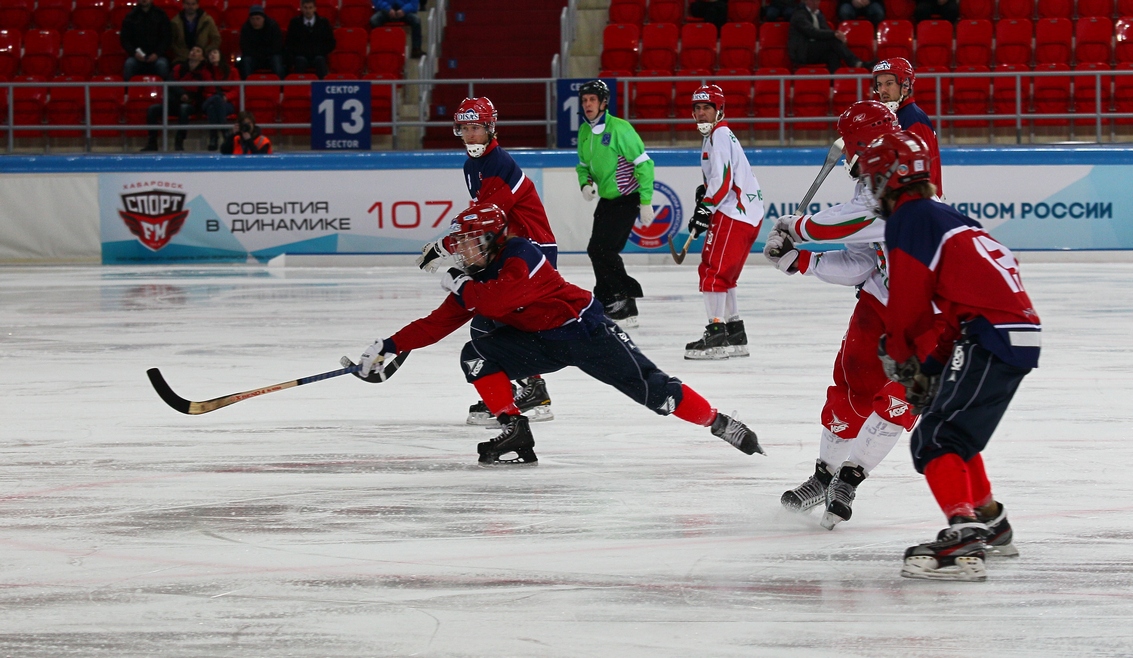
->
xmin=472 ymin=371 xmax=519 ymax=417
xmin=965 ymin=453 xmax=994 ymax=509
xmin=672 ymin=384 xmax=717 ymax=426
xmin=924 ymin=453 xmax=976 ymax=519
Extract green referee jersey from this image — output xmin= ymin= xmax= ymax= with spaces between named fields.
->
xmin=576 ymin=110 xmax=654 ymax=205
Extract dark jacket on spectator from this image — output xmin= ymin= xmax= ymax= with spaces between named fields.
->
xmin=171 ymin=10 xmax=222 ymax=62
xmin=121 ymin=4 xmax=172 ymax=58
xmin=240 ymin=16 xmax=284 ymax=62
xmin=787 ymin=4 xmax=838 ymax=64
xmin=285 ymin=14 xmax=336 ymax=62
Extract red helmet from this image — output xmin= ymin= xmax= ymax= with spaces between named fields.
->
xmin=691 ymin=84 xmax=726 ymax=113
xmin=857 ymin=131 xmax=933 ymax=200
xmin=837 ymin=100 xmax=899 ymax=164
xmin=872 ymin=57 xmax=915 ymax=99
xmin=443 ymin=202 xmax=509 ymax=273
xmin=452 ymin=96 xmax=497 ymax=136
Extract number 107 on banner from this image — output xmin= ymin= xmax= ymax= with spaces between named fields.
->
xmin=311 ymin=81 xmax=372 ymax=151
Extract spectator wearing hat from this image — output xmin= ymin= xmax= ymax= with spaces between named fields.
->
xmin=286 ymin=0 xmax=336 ymax=79
xmin=121 ymin=0 xmax=172 ymax=80
xmin=370 ymin=0 xmax=424 ymax=59
xmin=239 ymin=4 xmax=285 ymax=79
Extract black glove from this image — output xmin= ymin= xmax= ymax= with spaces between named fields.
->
xmin=878 ymin=336 xmax=939 ymax=415
xmin=695 ymin=184 xmax=706 ymax=204
xmin=688 ymin=202 xmax=712 ymax=237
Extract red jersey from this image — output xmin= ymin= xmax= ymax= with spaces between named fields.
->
xmin=463 ymin=140 xmax=557 ymax=248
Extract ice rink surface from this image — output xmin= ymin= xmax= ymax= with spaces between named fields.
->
xmin=2 ymin=260 xmax=1132 ymax=657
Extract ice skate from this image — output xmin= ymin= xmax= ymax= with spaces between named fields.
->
xmin=477 ymin=413 xmax=538 ymax=465
xmin=685 ymin=322 xmax=729 ymax=360
xmin=725 ymin=320 xmax=749 ymax=357
xmin=820 ymin=462 xmax=867 ymax=530
xmin=606 ymin=297 xmax=638 ymax=328
xmin=977 ymin=501 xmax=1019 ymax=558
xmin=781 ymin=461 xmax=834 ymax=512
xmin=900 ymin=517 xmax=990 ymax=582
xmin=466 ymin=378 xmax=554 ymax=426
xmin=710 ymin=412 xmax=764 ymax=455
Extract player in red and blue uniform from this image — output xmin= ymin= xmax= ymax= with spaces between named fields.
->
xmin=872 ymin=57 xmax=943 ymax=197
xmin=357 ymin=203 xmax=764 ymax=465
xmin=859 ymin=131 xmax=1040 ymax=581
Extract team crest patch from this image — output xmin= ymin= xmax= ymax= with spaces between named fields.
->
xmin=463 ymin=358 xmax=484 ymax=377
xmin=628 ymin=180 xmax=683 ymax=250
xmin=828 ymin=414 xmax=849 ymax=434
xmin=887 ymin=396 xmax=909 ymax=417
xmin=602 ymin=133 xmax=611 ymax=146
xmin=118 ymin=190 xmax=190 ymax=251
xmin=660 ymin=396 xmax=677 ymax=413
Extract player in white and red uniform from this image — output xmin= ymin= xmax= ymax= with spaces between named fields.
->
xmin=684 ymin=84 xmax=765 ymax=360
xmin=355 ymin=203 xmax=764 ymax=465
xmin=767 ymin=101 xmax=927 ymax=530
xmin=860 ymin=131 xmax=1039 ymax=580
xmin=414 ymin=97 xmax=558 ymax=426
xmin=872 ymin=57 xmax=943 ymax=197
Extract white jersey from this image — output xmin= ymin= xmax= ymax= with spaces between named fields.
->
xmin=786 ymin=179 xmax=891 ymax=305
xmin=700 ymin=122 xmax=764 ymax=228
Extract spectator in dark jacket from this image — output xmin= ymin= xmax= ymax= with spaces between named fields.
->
xmin=763 ymin=0 xmax=798 ymax=21
xmin=788 ymin=0 xmax=872 ymax=72
xmin=371 ymin=0 xmax=423 ymax=59
xmin=171 ymin=0 xmax=222 ymax=63
xmin=689 ymin=0 xmax=728 ymax=29
xmin=286 ymin=0 xmax=336 ymax=79
xmin=204 ymin=47 xmax=240 ymax=150
xmin=239 ymin=5 xmax=286 ymax=79
xmin=221 ymin=111 xmax=273 ymax=154
xmin=142 ymin=46 xmax=213 ymax=151
xmin=121 ymin=0 xmax=172 ymax=80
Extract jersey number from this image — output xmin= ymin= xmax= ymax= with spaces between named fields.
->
xmin=971 ymin=234 xmax=1024 ymax=292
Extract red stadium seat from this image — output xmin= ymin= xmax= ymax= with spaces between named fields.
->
xmin=997 ymin=0 xmax=1035 ymax=18
xmin=717 ymin=68 xmax=754 ymax=117
xmin=959 ymin=0 xmax=993 ymax=19
xmin=46 ymin=75 xmax=86 ymax=136
xmin=820 ymin=0 xmax=838 ymax=23
xmin=72 ymin=0 xmax=111 ymax=30
xmin=21 ymin=29 xmax=61 ymax=78
xmin=0 ymin=0 xmax=32 ymax=32
xmin=265 ymin=1 xmax=296 ymax=30
xmin=994 ymin=19 xmax=1033 ymax=66
xmin=792 ymin=66 xmax=832 ymax=130
xmin=838 ymin=20 xmax=876 ymax=63
xmin=757 ymin=21 xmax=791 ymax=68
xmin=680 ymin=23 xmax=718 ymax=71
xmin=242 ymin=72 xmax=281 ymax=124
xmin=88 ymin=73 xmax=124 ymax=136
xmin=632 ymin=70 xmax=673 ymax=138
xmin=609 ymin=0 xmax=646 ymax=25
xmin=12 ymin=75 xmax=47 ymax=137
xmin=313 ymin=0 xmax=337 ymax=27
xmin=728 ymin=0 xmax=760 ymax=22
xmin=915 ymin=19 xmax=953 ymax=67
xmin=219 ymin=28 xmax=240 ymax=61
xmin=33 ymin=0 xmax=72 ymax=31
xmin=1072 ymin=62 xmax=1111 ymax=128
xmin=754 ymin=67 xmax=790 ymax=132
xmin=876 ymin=20 xmax=914 ymax=61
xmin=641 ymin=23 xmax=679 ymax=72
xmin=363 ymin=72 xmax=395 ymax=134
xmin=60 ymin=30 xmax=99 ymax=79
xmin=601 ymin=23 xmax=640 ymax=72
xmin=1031 ymin=62 xmax=1071 ymax=126
xmin=832 ymin=66 xmax=871 ymax=108
xmin=1116 ymin=18 xmax=1133 ymax=63
xmin=887 ymin=0 xmax=916 ymax=20
xmin=950 ymin=64 xmax=991 ymax=127
xmin=647 ymin=0 xmax=683 ymax=24
xmin=1036 ymin=0 xmax=1073 ymax=18
xmin=991 ymin=63 xmax=1029 ymax=126
xmin=1112 ymin=62 xmax=1133 ymax=124
xmin=338 ymin=0 xmax=372 ymax=28
xmin=328 ymin=27 xmax=367 ymax=76
xmin=156 ymin=0 xmax=180 ymax=20
xmin=1077 ymin=0 xmax=1116 ymax=17
xmin=124 ymin=74 xmax=161 ymax=135
xmin=367 ymin=27 xmax=405 ymax=77
xmin=914 ymin=65 xmax=949 ymax=115
xmin=280 ymin=73 xmax=315 ymax=135
xmin=0 ymin=30 xmax=22 ymax=78
xmin=110 ymin=1 xmax=137 ymax=30
xmin=1034 ymin=17 xmax=1072 ymax=65
xmin=719 ymin=22 xmax=756 ymax=70
xmin=224 ymin=0 xmax=255 ymax=30
xmin=1074 ymin=17 xmax=1114 ymax=64
xmin=955 ymin=19 xmax=993 ymax=67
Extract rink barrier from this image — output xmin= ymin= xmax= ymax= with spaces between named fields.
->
xmin=1 ymin=146 xmax=1132 ymax=263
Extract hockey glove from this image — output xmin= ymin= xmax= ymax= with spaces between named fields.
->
xmin=359 ymin=338 xmax=397 ymax=377
xmin=638 ymin=203 xmax=654 ymax=228
xmin=694 ymin=184 xmax=706 ymax=204
xmin=878 ymin=336 xmax=940 ymax=415
xmin=440 ymin=267 xmax=472 ymax=295
xmin=763 ymin=230 xmax=799 ymax=274
xmin=415 ymin=239 xmax=449 ymax=273
xmin=688 ymin=202 xmax=712 ymax=238
xmin=774 ymin=214 xmax=807 ymax=243
xmin=581 ymin=182 xmax=598 ymax=202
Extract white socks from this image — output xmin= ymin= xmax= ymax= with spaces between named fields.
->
xmin=702 ymin=291 xmax=727 ymax=323
xmin=846 ymin=412 xmax=904 ymax=473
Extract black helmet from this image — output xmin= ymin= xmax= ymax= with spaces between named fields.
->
xmin=578 ymin=79 xmax=610 ymax=105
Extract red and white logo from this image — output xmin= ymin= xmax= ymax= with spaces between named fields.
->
xmin=828 ymin=414 xmax=849 ymax=434
xmin=886 ymin=395 xmax=909 ymax=417
xmin=118 ymin=190 xmax=189 ymax=251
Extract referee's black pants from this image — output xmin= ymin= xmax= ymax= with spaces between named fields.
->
xmin=588 ymin=193 xmax=644 ymax=308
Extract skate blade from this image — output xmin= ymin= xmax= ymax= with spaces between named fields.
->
xmin=478 ymin=450 xmax=539 ymax=466
xmin=986 ymin=541 xmax=1020 ymax=558
xmin=819 ymin=511 xmax=846 ymax=530
xmin=478 ymin=406 xmax=555 ymax=428
xmin=466 ymin=412 xmax=498 ymax=426
xmin=780 ymin=498 xmax=824 ymax=514
xmin=684 ymin=348 xmax=729 ymax=360
xmin=728 ymin=345 xmax=750 ymax=357
xmin=900 ymin=556 xmax=987 ymax=582
xmin=617 ymin=316 xmax=639 ymax=329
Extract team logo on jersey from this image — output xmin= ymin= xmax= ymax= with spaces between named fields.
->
xmin=118 ymin=189 xmax=190 ymax=251
xmin=828 ymin=414 xmax=850 ymax=434
xmin=947 ymin=344 xmax=965 ymax=381
xmin=659 ymin=396 xmax=677 ymax=413
xmin=463 ymin=358 xmax=485 ymax=377
xmin=886 ymin=395 xmax=909 ymax=417
xmin=628 ymin=180 xmax=683 ymax=250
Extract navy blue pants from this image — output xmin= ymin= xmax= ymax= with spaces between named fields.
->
xmin=460 ymin=307 xmax=684 ymax=416
xmin=470 ymin=244 xmax=558 ymax=340
xmin=911 ymin=339 xmax=1031 ymax=473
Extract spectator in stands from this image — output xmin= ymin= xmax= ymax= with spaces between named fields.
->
xmin=121 ymin=0 xmax=172 ymax=80
xmin=789 ymin=0 xmax=873 ymax=72
xmin=204 ymin=47 xmax=239 ymax=151
xmin=239 ymin=5 xmax=286 ymax=79
xmin=221 ymin=111 xmax=273 ymax=154
xmin=914 ymin=0 xmax=958 ymax=23
xmin=689 ymin=0 xmax=729 ymax=30
xmin=142 ymin=46 xmax=213 ymax=152
xmin=286 ymin=0 xmax=336 ymax=79
xmin=370 ymin=0 xmax=424 ymax=59
xmin=763 ymin=0 xmax=798 ymax=21
xmin=838 ymin=0 xmax=885 ymax=25
xmin=171 ymin=0 xmax=221 ymax=64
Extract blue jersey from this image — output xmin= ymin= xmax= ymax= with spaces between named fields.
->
xmin=463 ymin=140 xmax=556 ymax=248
